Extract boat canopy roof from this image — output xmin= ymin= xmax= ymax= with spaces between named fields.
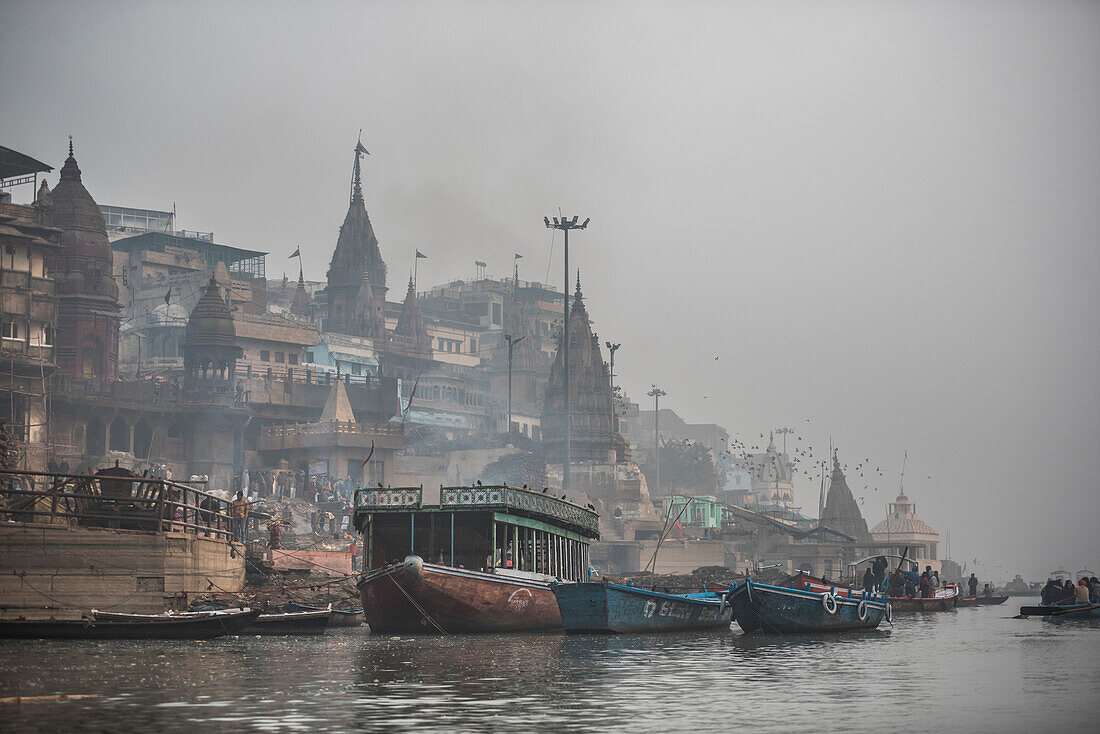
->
xmin=847 ymin=554 xmax=919 ymax=572
xmin=354 ymin=485 xmax=600 ymax=539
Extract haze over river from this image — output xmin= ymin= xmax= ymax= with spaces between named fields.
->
xmin=2 ymin=606 xmax=1096 ymax=732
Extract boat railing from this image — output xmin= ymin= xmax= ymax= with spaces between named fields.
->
xmin=0 ymin=469 xmax=236 ymax=540
xmin=355 ymin=486 xmax=424 ymax=509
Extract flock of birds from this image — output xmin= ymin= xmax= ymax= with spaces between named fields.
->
xmin=718 ymin=421 xmax=933 ymax=506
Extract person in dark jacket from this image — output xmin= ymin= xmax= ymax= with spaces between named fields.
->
xmin=968 ymin=573 xmax=979 ymax=598
xmin=862 ymin=567 xmax=876 ymax=594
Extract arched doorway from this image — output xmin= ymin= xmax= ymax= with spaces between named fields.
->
xmin=108 ymin=417 xmax=130 ymax=453
xmin=86 ymin=418 xmax=105 ymax=457
xmin=133 ymin=419 xmax=153 ymax=459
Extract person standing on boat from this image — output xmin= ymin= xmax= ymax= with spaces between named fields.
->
xmin=968 ymin=573 xmax=979 ymax=598
xmin=919 ymin=569 xmax=933 ymax=598
xmin=862 ymin=567 xmax=876 ymax=595
xmin=230 ymin=491 xmax=249 ymax=543
xmin=871 ymin=556 xmax=888 ymax=590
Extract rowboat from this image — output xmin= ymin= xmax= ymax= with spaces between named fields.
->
xmin=249 ymin=607 xmax=332 ymax=635
xmin=551 ymin=581 xmax=730 ymax=634
xmin=354 ymin=485 xmax=600 ymax=633
xmin=284 ymin=602 xmax=364 ymax=627
xmin=1019 ymin=603 xmax=1099 ymax=621
xmin=0 ymin=608 xmax=260 ymax=639
xmin=726 ymin=578 xmax=890 ymax=634
xmin=888 ymin=585 xmax=959 ymax=612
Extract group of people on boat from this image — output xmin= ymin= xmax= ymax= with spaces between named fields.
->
xmin=1040 ymin=577 xmax=1098 ymax=606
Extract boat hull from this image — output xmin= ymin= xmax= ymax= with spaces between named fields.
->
xmin=0 ymin=609 xmax=260 ymax=639
xmin=357 ymin=555 xmax=562 ymax=633
xmin=284 ymin=603 xmax=364 ymax=627
xmin=552 ymin=582 xmax=730 ymax=634
xmin=888 ymin=594 xmax=957 ymax=612
xmin=728 ymin=580 xmax=888 ymax=634
xmin=249 ymin=609 xmax=332 ymax=635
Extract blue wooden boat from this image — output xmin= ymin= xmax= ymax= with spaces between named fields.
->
xmin=551 ymin=581 xmax=731 ymax=633
xmin=726 ymin=578 xmax=890 ymax=634
xmin=1035 ymin=603 xmax=1099 ymax=622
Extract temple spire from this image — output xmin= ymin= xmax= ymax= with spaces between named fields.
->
xmin=351 ymin=131 xmax=368 ymax=205
xmin=68 ymin=135 xmax=73 ymax=158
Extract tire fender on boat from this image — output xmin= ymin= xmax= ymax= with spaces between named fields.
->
xmin=822 ymin=592 xmax=838 ymax=615
xmin=857 ymin=600 xmax=868 ymax=621
xmin=885 ymin=603 xmax=892 ymax=622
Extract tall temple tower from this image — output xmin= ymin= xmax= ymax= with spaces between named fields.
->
xmin=47 ymin=141 xmax=121 ymax=380
xmin=541 ymin=275 xmax=619 ymax=463
xmin=820 ymin=450 xmax=872 ymax=543
xmin=325 ymin=136 xmax=387 ymax=337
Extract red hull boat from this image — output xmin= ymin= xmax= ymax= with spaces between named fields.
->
xmin=354 ymin=484 xmax=600 ymax=634
xmin=358 ymin=555 xmax=563 ymax=633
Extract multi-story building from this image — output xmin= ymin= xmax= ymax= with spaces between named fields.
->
xmin=0 ymin=145 xmax=61 ymax=468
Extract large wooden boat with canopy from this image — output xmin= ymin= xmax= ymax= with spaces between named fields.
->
xmin=353 ymin=484 xmax=600 ymax=633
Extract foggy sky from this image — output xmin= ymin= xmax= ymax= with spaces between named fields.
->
xmin=2 ymin=1 xmax=1097 ymax=580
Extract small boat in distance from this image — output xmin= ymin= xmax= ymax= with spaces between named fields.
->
xmin=1018 ymin=603 xmax=1099 ymax=621
xmin=551 ymin=581 xmax=730 ymax=634
xmin=354 ymin=485 xmax=600 ymax=633
xmin=0 ymin=608 xmax=260 ymax=640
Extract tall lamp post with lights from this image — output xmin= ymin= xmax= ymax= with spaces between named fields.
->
xmin=648 ymin=385 xmax=666 ymax=496
xmin=605 ymin=341 xmax=621 ymax=433
xmin=543 ymin=215 xmax=589 ymax=494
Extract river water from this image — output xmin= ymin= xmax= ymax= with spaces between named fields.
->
xmin=1 ymin=604 xmax=1097 ymax=732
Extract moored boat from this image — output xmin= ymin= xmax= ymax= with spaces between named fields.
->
xmin=284 ymin=602 xmax=364 ymax=627
xmin=249 ymin=607 xmax=332 ymax=635
xmin=551 ymin=581 xmax=730 ymax=634
xmin=0 ymin=608 xmax=260 ymax=639
xmin=354 ymin=485 xmax=600 ymax=633
xmin=726 ymin=578 xmax=889 ymax=634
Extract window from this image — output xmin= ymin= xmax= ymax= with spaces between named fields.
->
xmin=260 ymin=350 xmax=270 ymax=362
xmin=492 ymin=303 xmax=502 ymax=325
xmin=275 ymin=352 xmax=285 ymax=363
xmin=305 ymin=351 xmax=313 ymax=362
xmin=1 ymin=321 xmax=21 ymax=340
xmin=41 ymin=325 xmax=53 ymax=346
xmin=288 ymin=353 xmax=298 ymax=365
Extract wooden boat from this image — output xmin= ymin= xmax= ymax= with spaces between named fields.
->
xmin=726 ymin=578 xmax=889 ymax=634
xmin=551 ymin=581 xmax=730 ymax=633
xmin=1019 ymin=603 xmax=1099 ymax=620
xmin=284 ymin=602 xmax=364 ymax=627
xmin=249 ymin=607 xmax=332 ymax=635
xmin=0 ymin=608 xmax=260 ymax=639
xmin=354 ymin=485 xmax=600 ymax=634
xmin=957 ymin=595 xmax=1009 ymax=607
xmin=888 ymin=585 xmax=959 ymax=612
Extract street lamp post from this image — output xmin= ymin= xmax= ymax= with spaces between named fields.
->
xmin=544 ymin=215 xmax=589 ymax=494
xmin=505 ymin=334 xmax=524 ymax=435
xmin=648 ymin=385 xmax=666 ymax=495
xmin=605 ymin=341 xmax=621 ymax=432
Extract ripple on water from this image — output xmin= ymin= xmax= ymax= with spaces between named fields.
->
xmin=0 ymin=609 xmax=1097 ymax=732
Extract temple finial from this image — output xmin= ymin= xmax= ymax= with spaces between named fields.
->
xmin=575 ymin=269 xmax=582 ymax=297
xmin=351 ymin=130 xmax=369 ymax=204
xmin=68 ymin=135 xmax=73 ymax=158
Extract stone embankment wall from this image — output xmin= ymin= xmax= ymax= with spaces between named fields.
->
xmin=0 ymin=523 xmax=245 ymax=620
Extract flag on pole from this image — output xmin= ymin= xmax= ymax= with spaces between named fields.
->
xmin=355 ymin=140 xmax=370 ymax=156
xmin=514 ymin=253 xmax=523 ymax=260
xmin=164 ymin=287 xmax=171 ymax=306
xmin=289 ymin=246 xmax=301 ymax=259
xmin=415 ymin=250 xmax=427 ymax=259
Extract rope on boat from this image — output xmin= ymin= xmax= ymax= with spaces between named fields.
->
xmin=385 ymin=571 xmax=448 ymax=635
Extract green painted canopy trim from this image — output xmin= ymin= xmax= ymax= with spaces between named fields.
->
xmin=492 ymin=512 xmax=591 ymax=544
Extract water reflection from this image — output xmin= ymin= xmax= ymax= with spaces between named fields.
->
xmin=0 ymin=609 xmax=1096 ymax=732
